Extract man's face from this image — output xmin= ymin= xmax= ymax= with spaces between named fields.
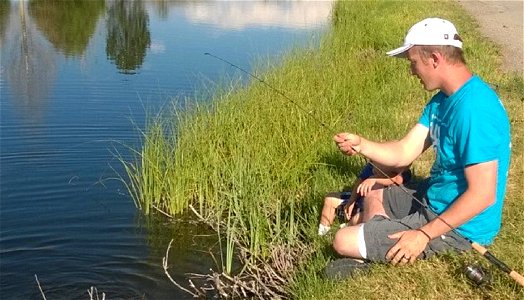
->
xmin=407 ymin=48 xmax=438 ymax=91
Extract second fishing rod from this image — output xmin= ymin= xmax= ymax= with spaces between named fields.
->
xmin=204 ymin=52 xmax=524 ymax=287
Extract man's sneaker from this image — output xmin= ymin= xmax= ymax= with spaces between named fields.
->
xmin=324 ymin=258 xmax=371 ymax=280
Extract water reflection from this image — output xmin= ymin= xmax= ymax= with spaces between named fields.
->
xmin=0 ymin=1 xmax=10 ymax=41
xmin=185 ymin=0 xmax=334 ymax=29
xmin=0 ymin=0 xmax=334 ymax=113
xmin=148 ymin=0 xmax=172 ymax=20
xmin=0 ymin=1 xmax=56 ymax=123
xmin=28 ymin=0 xmax=105 ymax=57
xmin=106 ymin=0 xmax=151 ymax=74
xmin=144 ymin=216 xmax=218 ymax=275
xmin=0 ymin=0 xmax=333 ymax=297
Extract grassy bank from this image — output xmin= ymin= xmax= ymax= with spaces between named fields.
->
xmin=122 ymin=0 xmax=523 ymax=298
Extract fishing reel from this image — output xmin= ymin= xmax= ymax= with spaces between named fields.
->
xmin=463 ymin=263 xmax=492 ymax=287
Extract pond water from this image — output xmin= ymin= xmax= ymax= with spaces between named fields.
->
xmin=0 ymin=1 xmax=333 ymax=298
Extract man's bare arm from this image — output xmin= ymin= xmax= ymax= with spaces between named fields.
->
xmin=419 ymin=160 xmax=498 ymax=239
xmin=335 ymin=124 xmax=431 ymax=168
xmin=373 ymin=173 xmax=405 ymax=186
xmin=385 ymin=160 xmax=498 ymax=264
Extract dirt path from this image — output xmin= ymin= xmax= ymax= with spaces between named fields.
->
xmin=457 ymin=0 xmax=523 ymax=74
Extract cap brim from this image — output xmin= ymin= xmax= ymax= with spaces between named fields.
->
xmin=386 ymin=44 xmax=412 ymax=58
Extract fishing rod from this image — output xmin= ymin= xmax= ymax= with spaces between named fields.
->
xmin=204 ymin=52 xmax=524 ymax=287
xmin=374 ymin=169 xmax=524 ymax=287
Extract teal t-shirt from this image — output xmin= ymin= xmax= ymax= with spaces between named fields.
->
xmin=418 ymin=75 xmax=511 ymax=245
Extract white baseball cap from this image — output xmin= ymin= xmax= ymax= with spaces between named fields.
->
xmin=386 ymin=18 xmax=463 ymax=57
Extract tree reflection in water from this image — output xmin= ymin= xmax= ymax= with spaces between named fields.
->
xmin=1 ymin=1 xmax=55 ymax=123
xmin=106 ymin=0 xmax=151 ymax=74
xmin=28 ymin=0 xmax=105 ymax=57
xmin=0 ymin=0 xmax=10 ymax=42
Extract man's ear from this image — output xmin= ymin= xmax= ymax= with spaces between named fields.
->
xmin=431 ymin=52 xmax=442 ymax=68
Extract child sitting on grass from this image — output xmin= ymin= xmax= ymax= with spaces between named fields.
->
xmin=318 ymin=162 xmax=412 ymax=236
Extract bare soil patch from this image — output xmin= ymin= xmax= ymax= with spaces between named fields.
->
xmin=457 ymin=0 xmax=523 ymax=74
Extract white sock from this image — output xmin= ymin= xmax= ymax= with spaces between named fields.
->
xmin=318 ymin=224 xmax=331 ymax=236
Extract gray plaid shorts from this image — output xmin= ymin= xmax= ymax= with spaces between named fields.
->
xmin=362 ymin=181 xmax=471 ymax=262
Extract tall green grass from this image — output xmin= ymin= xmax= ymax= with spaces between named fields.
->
xmin=122 ymin=0 xmax=523 ymax=298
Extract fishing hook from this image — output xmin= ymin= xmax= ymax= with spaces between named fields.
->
xmin=204 ymin=52 xmax=524 ymax=287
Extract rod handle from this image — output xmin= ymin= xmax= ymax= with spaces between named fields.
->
xmin=471 ymin=242 xmax=524 ymax=287
xmin=509 ymin=271 xmax=524 ymax=287
xmin=471 ymin=242 xmax=488 ymax=255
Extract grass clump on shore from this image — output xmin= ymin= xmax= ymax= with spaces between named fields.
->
xmin=122 ymin=0 xmax=523 ymax=298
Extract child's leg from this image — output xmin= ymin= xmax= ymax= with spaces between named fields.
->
xmin=360 ymin=188 xmax=388 ymax=222
xmin=320 ymin=193 xmax=344 ymax=226
xmin=319 ymin=192 xmax=351 ymax=235
xmin=348 ymin=211 xmax=362 ymax=226
xmin=348 ymin=197 xmax=363 ymax=226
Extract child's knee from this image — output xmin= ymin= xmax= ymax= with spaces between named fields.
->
xmin=324 ymin=196 xmax=341 ymax=207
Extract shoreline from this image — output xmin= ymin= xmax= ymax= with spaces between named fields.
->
xmin=130 ymin=1 xmax=523 ymax=298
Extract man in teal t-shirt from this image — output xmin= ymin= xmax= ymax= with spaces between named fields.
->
xmin=420 ymin=75 xmax=510 ymax=245
xmin=329 ymin=18 xmax=511 ymax=267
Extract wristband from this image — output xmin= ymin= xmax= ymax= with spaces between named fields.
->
xmin=416 ymin=228 xmax=432 ymax=241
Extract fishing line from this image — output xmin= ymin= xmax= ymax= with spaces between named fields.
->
xmin=204 ymin=52 xmax=336 ymax=133
xmin=205 ymin=52 xmax=524 ymax=287
xmin=204 ymin=52 xmax=463 ymax=234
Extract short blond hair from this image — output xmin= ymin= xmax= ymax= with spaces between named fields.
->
xmin=416 ymin=45 xmax=466 ymax=65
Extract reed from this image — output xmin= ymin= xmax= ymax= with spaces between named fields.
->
xmin=122 ymin=0 xmax=523 ymax=298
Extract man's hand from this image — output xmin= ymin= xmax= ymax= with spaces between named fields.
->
xmin=385 ymin=229 xmax=430 ymax=265
xmin=357 ymin=178 xmax=377 ymax=196
xmin=334 ymin=133 xmax=361 ymax=156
